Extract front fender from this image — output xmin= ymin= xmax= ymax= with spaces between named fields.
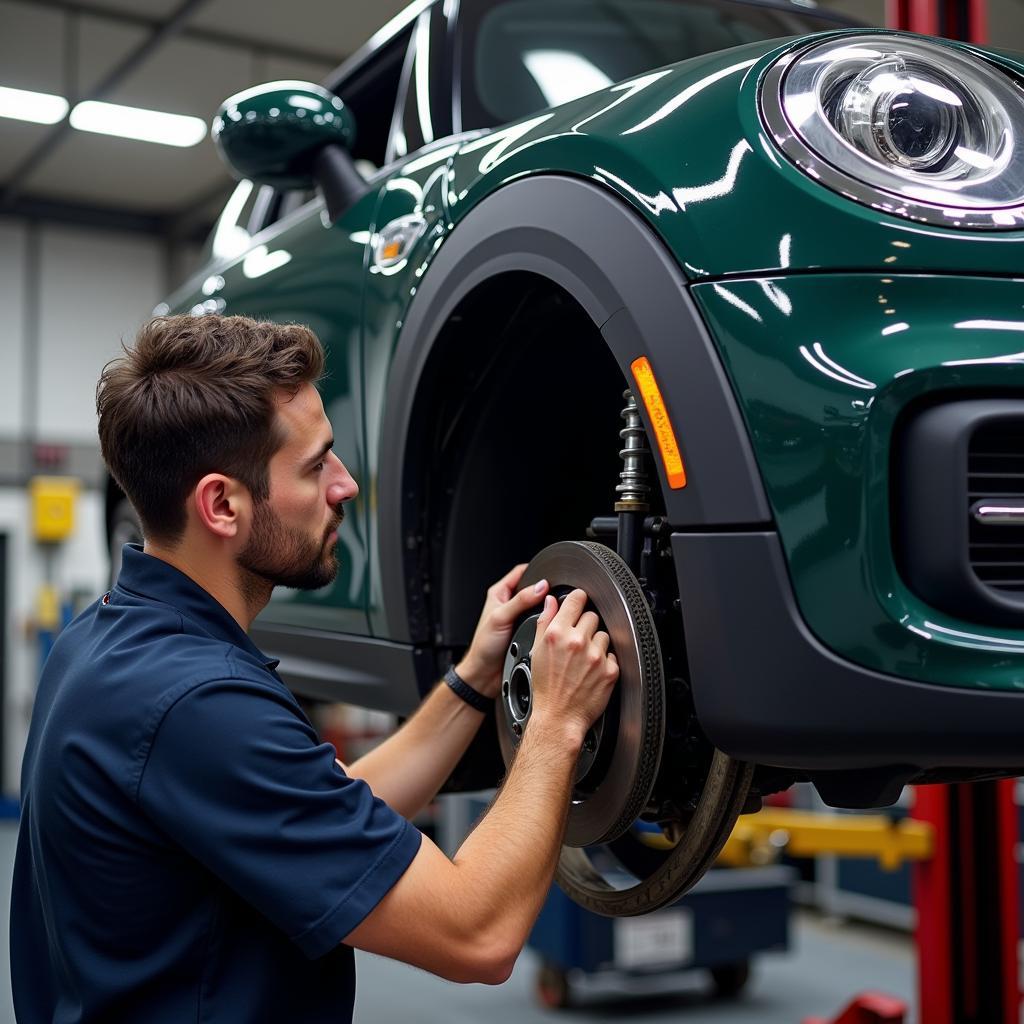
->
xmin=373 ymin=175 xmax=770 ymax=642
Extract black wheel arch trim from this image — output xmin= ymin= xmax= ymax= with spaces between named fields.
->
xmin=674 ymin=530 xmax=1024 ymax=773
xmin=378 ymin=174 xmax=771 ymax=643
xmin=250 ymin=623 xmax=427 ymax=713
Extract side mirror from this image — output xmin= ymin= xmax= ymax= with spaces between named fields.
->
xmin=212 ymin=81 xmax=365 ymax=222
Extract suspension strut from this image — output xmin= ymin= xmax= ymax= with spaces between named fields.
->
xmin=614 ymin=390 xmax=651 ymax=575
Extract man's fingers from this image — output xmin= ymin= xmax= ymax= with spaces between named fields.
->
xmin=554 ymin=589 xmax=588 ymax=627
xmin=488 ymin=578 xmax=549 ymax=627
xmin=592 ymin=630 xmax=610 ymax=656
xmin=577 ymin=610 xmax=600 ymax=640
xmin=535 ymin=594 xmax=558 ymax=636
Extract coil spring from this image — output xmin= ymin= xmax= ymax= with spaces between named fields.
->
xmin=615 ymin=390 xmax=651 ymax=510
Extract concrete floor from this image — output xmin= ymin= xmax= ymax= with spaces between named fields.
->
xmin=0 ymin=815 xmax=922 ymax=1024
xmin=355 ymin=911 xmax=915 ymax=1023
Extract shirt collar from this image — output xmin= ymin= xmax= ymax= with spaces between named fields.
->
xmin=114 ymin=544 xmax=279 ymax=669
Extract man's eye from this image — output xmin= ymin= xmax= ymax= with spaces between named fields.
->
xmin=313 ymin=461 xmax=325 ymax=472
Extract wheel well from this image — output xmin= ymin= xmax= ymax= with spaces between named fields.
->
xmin=401 ymin=271 xmax=653 ymax=648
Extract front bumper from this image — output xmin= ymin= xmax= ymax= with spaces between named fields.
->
xmin=674 ymin=529 xmax=1024 ymax=773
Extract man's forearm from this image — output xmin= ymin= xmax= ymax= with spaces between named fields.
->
xmin=448 ymin=710 xmax=581 ymax=957
xmin=345 ymin=665 xmax=487 ymax=818
xmin=343 ymin=708 xmax=584 ymax=983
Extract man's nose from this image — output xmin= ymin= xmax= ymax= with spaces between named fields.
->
xmin=326 ymin=452 xmax=358 ymax=504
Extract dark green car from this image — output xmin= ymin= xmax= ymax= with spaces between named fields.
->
xmin=110 ymin=0 xmax=1024 ymax=914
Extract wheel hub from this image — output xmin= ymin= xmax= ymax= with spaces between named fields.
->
xmin=497 ymin=540 xmax=664 ymax=848
xmin=498 ymin=538 xmax=753 ymax=917
xmin=499 ymin=616 xmax=605 ymax=783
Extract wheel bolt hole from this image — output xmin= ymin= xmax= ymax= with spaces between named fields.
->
xmin=509 ymin=641 xmax=519 ymax=658
xmin=513 ymin=722 xmax=522 ymax=737
xmin=510 ymin=664 xmax=532 ymax=720
xmin=501 ymin=680 xmax=509 ymax=699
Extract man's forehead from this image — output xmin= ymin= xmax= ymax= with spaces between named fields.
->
xmin=274 ymin=384 xmax=330 ymax=452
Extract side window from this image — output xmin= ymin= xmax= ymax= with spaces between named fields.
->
xmin=201 ymin=180 xmax=260 ymax=264
xmin=254 ymin=25 xmax=416 ymax=235
xmin=391 ymin=7 xmax=451 ymax=162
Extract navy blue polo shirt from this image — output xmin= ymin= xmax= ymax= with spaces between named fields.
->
xmin=11 ymin=544 xmax=421 ymax=1023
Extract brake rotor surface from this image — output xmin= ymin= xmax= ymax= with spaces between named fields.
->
xmin=498 ymin=540 xmax=664 ymax=848
xmin=499 ymin=539 xmax=754 ymax=917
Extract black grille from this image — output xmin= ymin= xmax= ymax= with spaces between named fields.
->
xmin=896 ymin=398 xmax=1024 ymax=628
xmin=969 ymin=420 xmax=1024 ymax=594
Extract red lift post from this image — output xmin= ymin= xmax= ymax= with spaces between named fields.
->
xmin=912 ymin=781 xmax=1020 ymax=1024
xmin=804 ymin=779 xmax=1018 ymax=1024
xmin=885 ymin=0 xmax=987 ymax=43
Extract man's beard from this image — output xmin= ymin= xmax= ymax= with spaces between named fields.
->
xmin=238 ymin=499 xmax=343 ymax=592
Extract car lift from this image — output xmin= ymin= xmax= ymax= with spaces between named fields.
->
xmin=716 ymin=780 xmax=1019 ymax=1024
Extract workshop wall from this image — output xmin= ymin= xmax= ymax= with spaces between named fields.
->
xmin=0 ymin=218 xmax=176 ymax=795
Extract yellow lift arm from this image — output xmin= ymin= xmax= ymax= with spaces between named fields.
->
xmin=640 ymin=809 xmax=933 ymax=870
xmin=721 ymin=809 xmax=933 ymax=870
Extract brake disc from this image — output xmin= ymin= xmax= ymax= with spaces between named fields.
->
xmin=497 ymin=540 xmax=664 ymax=848
xmin=498 ymin=538 xmax=754 ymax=917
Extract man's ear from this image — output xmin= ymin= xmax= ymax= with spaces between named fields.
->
xmin=192 ymin=474 xmax=251 ymax=540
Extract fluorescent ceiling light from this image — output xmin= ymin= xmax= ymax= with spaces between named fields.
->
xmin=69 ymin=100 xmax=206 ymax=147
xmin=522 ymin=50 xmax=613 ymax=108
xmin=0 ymin=85 xmax=69 ymax=125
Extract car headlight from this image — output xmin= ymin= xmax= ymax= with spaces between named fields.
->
xmin=760 ymin=34 xmax=1024 ymax=228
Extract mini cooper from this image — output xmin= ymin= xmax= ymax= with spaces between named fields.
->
xmin=108 ymin=0 xmax=1024 ymax=915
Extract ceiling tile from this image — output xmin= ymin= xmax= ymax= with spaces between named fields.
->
xmin=192 ymin=0 xmax=411 ymax=63
xmin=101 ymin=36 xmax=259 ymax=118
xmin=0 ymin=121 xmax=54 ymax=181
xmin=0 ymin=1 xmax=66 ymax=93
xmin=25 ymin=129 xmax=232 ymax=211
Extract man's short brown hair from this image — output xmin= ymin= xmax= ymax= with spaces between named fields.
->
xmin=97 ymin=314 xmax=325 ymax=544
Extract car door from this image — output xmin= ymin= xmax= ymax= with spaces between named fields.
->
xmin=203 ymin=197 xmax=375 ymax=636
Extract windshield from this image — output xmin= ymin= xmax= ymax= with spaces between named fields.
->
xmin=460 ymin=0 xmax=858 ymax=129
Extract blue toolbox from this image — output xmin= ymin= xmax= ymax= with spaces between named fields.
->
xmin=527 ymin=865 xmax=794 ymax=1008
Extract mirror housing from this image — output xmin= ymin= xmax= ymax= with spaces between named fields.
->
xmin=212 ymin=81 xmax=363 ymax=220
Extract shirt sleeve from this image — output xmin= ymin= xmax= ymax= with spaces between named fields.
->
xmin=136 ymin=675 xmax=422 ymax=959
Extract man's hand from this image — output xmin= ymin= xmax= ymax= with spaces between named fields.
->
xmin=529 ymin=589 xmax=619 ymax=746
xmin=457 ymin=564 xmax=550 ymax=698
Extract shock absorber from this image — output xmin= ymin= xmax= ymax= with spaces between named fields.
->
xmin=615 ymin=390 xmax=650 ymax=574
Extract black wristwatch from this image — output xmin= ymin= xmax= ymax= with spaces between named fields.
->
xmin=444 ymin=665 xmax=493 ymax=713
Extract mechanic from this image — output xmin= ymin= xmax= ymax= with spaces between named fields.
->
xmin=10 ymin=313 xmax=619 ymax=1023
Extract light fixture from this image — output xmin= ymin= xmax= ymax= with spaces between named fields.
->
xmin=0 ymin=85 xmax=69 ymax=125
xmin=69 ymin=100 xmax=206 ymax=147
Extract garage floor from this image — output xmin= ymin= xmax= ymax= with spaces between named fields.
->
xmin=354 ymin=911 xmax=915 ymax=1023
xmin=0 ymin=818 xmax=922 ymax=1023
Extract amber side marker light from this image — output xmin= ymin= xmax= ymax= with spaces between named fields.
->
xmin=630 ymin=356 xmax=687 ymax=489
xmin=381 ymin=240 xmax=402 ymax=261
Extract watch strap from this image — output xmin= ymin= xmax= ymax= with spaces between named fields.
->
xmin=444 ymin=665 xmax=493 ymax=713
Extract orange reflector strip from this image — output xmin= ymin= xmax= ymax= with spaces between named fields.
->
xmin=630 ymin=356 xmax=687 ymax=489
xmin=381 ymin=240 xmax=402 ymax=260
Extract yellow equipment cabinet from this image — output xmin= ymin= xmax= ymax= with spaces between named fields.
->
xmin=30 ymin=476 xmax=80 ymax=543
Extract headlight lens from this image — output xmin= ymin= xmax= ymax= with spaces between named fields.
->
xmin=760 ymin=34 xmax=1024 ymax=228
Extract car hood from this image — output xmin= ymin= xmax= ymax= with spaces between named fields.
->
xmin=446 ymin=31 xmax=1024 ymax=280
